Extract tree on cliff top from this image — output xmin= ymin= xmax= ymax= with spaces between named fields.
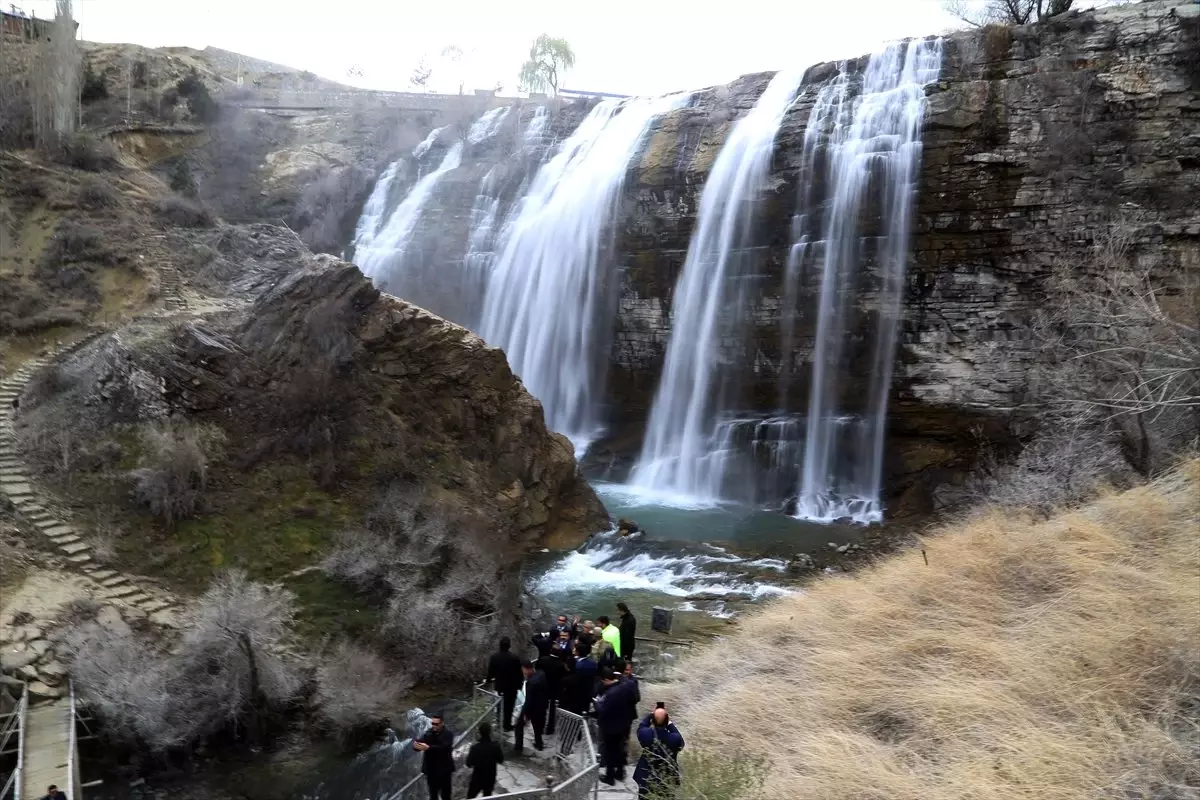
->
xmin=518 ymin=34 xmax=575 ymax=96
xmin=946 ymin=0 xmax=1074 ymax=26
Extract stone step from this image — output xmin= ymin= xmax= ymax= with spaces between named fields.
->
xmin=50 ymin=533 xmax=80 ymax=546
xmin=0 ymin=473 xmax=29 ymax=483
xmin=41 ymin=524 xmax=75 ymax=538
xmin=103 ymin=585 xmax=138 ymax=599
xmin=1 ymin=483 xmax=33 ymax=497
xmin=25 ymin=510 xmax=53 ymax=521
xmin=66 ymin=552 xmax=92 ymax=565
xmin=59 ymin=540 xmax=90 ymax=555
xmin=87 ymin=569 xmax=116 ymax=582
xmin=101 ymin=575 xmax=128 ymax=588
xmin=138 ymin=599 xmax=173 ymax=614
xmin=121 ymin=592 xmax=152 ymax=607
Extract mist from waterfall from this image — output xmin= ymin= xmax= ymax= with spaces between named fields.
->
xmin=629 ymin=69 xmax=806 ymax=504
xmin=352 ymin=127 xmax=462 ymax=292
xmin=792 ymin=38 xmax=943 ymax=523
xmin=479 ymin=93 xmax=689 ymax=454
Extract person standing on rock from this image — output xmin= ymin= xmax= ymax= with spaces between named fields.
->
xmin=617 ymin=602 xmax=637 ymax=663
xmin=595 ymin=670 xmax=639 ymax=786
xmin=485 ymin=636 xmax=524 ymax=733
xmin=634 ymin=707 xmax=685 ymax=799
xmin=413 ymin=714 xmax=455 ymax=800
xmin=515 ymin=660 xmax=549 ymax=752
xmin=466 ymin=721 xmax=505 ymax=799
xmin=598 ymin=615 xmax=622 ymax=658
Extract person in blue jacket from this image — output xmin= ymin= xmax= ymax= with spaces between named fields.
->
xmin=633 ymin=706 xmax=684 ymax=799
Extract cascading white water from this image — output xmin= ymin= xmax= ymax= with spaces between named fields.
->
xmin=629 ymin=69 xmax=806 ymax=504
xmin=793 ymin=39 xmax=943 ymax=523
xmin=479 ymin=93 xmax=689 ymax=454
xmin=466 ymin=106 xmax=511 ymax=144
xmin=350 ymin=160 xmax=403 ymax=255
xmin=353 ymin=135 xmax=463 ymax=291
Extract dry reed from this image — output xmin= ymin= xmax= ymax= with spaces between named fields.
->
xmin=669 ymin=462 xmax=1200 ymax=800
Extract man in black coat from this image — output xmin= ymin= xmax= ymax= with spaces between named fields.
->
xmin=515 ymin=660 xmax=549 ymax=752
xmin=595 ymin=671 xmax=640 ymax=785
xmin=617 ymin=602 xmax=637 ymax=663
xmin=568 ymin=642 xmax=599 ymax=714
xmin=536 ymin=649 xmax=568 ymax=735
xmin=485 ymin=636 xmax=524 ymax=732
xmin=413 ymin=714 xmax=455 ymax=800
xmin=466 ymin=721 xmax=505 ymax=798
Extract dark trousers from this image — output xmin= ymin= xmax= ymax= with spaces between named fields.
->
xmin=425 ymin=773 xmax=452 ymax=800
xmin=500 ymin=688 xmax=518 ymax=731
xmin=467 ymin=776 xmax=495 ymax=799
xmin=545 ymin=696 xmax=559 ymax=734
xmin=516 ymin=707 xmax=546 ymax=750
xmin=602 ymin=731 xmax=627 ymax=781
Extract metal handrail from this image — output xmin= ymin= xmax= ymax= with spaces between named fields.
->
xmin=1 ymin=684 xmax=28 ymax=800
xmin=386 ymin=688 xmax=503 ymax=800
xmin=67 ymin=681 xmax=78 ymax=799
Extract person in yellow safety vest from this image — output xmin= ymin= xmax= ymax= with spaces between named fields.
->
xmin=597 ymin=615 xmax=622 ymax=657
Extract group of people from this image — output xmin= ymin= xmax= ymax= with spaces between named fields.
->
xmin=413 ymin=602 xmax=685 ymax=799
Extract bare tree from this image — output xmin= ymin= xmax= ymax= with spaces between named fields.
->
xmin=946 ymin=0 xmax=1075 ymax=26
xmin=410 ymin=57 xmax=433 ymax=92
xmin=314 ymin=641 xmax=411 ymax=746
xmin=65 ymin=571 xmax=303 ymax=751
xmin=29 ymin=0 xmax=80 ymax=148
xmin=130 ymin=421 xmax=221 ymax=527
xmin=1032 ymin=211 xmax=1200 ymax=474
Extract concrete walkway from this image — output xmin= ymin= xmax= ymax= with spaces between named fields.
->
xmin=0 ymin=338 xmax=181 ymax=631
xmin=20 ymin=699 xmax=72 ymax=800
xmin=486 ymin=724 xmax=638 ymax=800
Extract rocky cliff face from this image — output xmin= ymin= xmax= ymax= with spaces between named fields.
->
xmin=605 ymin=1 xmax=1199 ymax=509
xmin=349 ymin=1 xmax=1199 ymax=513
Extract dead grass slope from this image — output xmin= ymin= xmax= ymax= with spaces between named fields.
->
xmin=671 ymin=463 xmax=1200 ymax=800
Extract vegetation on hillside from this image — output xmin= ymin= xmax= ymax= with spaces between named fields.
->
xmin=518 ymin=34 xmax=575 ymax=96
xmin=667 ymin=463 xmax=1200 ymax=800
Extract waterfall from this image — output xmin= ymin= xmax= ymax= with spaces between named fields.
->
xmin=353 ymin=137 xmax=463 ymax=293
xmin=630 ymin=69 xmax=806 ymax=504
xmin=479 ymin=93 xmax=689 ymax=455
xmin=466 ymin=106 xmax=511 ymax=144
xmin=793 ymin=39 xmax=943 ymax=523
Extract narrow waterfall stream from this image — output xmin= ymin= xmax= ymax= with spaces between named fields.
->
xmin=479 ymin=93 xmax=689 ymax=454
xmin=792 ymin=39 xmax=943 ymax=522
xmin=630 ymin=68 xmax=807 ymax=504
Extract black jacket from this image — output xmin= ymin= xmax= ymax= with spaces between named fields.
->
xmin=619 ymin=613 xmax=637 ymax=658
xmin=487 ymin=649 xmax=524 ymax=693
xmin=536 ymin=652 xmax=568 ymax=695
xmin=569 ymin=656 xmax=599 ymax=712
xmin=595 ymin=678 xmax=639 ymax=735
xmin=466 ymin=738 xmax=505 ymax=784
xmin=417 ymin=727 xmax=455 ymax=776
xmin=523 ymin=669 xmax=550 ymax=714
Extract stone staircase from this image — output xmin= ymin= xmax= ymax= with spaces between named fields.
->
xmin=0 ymin=338 xmax=181 ymax=628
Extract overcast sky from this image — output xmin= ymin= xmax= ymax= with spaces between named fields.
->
xmin=21 ymin=1 xmax=978 ymax=95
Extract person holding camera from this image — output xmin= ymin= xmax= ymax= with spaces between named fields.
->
xmin=634 ymin=705 xmax=685 ymax=799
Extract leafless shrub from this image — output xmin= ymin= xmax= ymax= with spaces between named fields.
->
xmin=322 ymin=487 xmax=505 ymax=682
xmin=129 ymin=421 xmax=223 ymax=527
xmin=22 ymin=363 xmax=74 ymax=407
xmin=965 ymin=424 xmax=1132 ymax=517
xmin=51 ymin=132 xmax=119 ymax=172
xmin=62 ymin=596 xmax=101 ymax=623
xmin=155 ymin=194 xmax=217 ymax=228
xmin=945 ymin=0 xmax=1074 ymax=27
xmin=65 ymin=570 xmax=303 ymax=751
xmin=314 ymin=640 xmax=411 ymax=747
xmin=1032 ymin=211 xmax=1200 ymax=475
xmin=76 ymin=175 xmax=120 ymax=210
xmin=43 ymin=218 xmax=119 ymax=266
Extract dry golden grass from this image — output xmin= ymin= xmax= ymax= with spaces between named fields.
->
xmin=670 ymin=462 xmax=1200 ymax=800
